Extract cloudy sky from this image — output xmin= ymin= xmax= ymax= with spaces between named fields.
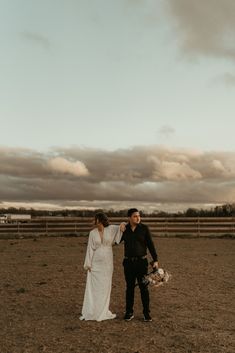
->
xmin=0 ymin=0 xmax=235 ymax=212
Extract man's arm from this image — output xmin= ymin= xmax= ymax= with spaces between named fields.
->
xmin=145 ymin=225 xmax=158 ymax=268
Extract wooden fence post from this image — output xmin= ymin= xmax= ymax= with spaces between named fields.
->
xmin=197 ymin=218 xmax=200 ymax=237
xmin=165 ymin=218 xmax=168 ymax=236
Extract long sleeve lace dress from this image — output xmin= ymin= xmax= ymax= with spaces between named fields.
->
xmin=80 ymin=225 xmax=122 ymax=321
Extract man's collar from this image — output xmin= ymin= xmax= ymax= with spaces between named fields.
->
xmin=127 ymin=222 xmax=142 ymax=228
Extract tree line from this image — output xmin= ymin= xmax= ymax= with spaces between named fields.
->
xmin=1 ymin=203 xmax=235 ymax=217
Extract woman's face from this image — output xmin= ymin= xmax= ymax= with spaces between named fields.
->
xmin=94 ymin=217 xmax=100 ymax=226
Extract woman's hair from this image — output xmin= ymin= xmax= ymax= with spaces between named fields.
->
xmin=95 ymin=212 xmax=110 ymax=227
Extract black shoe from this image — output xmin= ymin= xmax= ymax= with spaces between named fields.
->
xmin=143 ymin=313 xmax=152 ymax=322
xmin=124 ymin=312 xmax=134 ymax=321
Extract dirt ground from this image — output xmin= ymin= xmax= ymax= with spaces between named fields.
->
xmin=0 ymin=236 xmax=234 ymax=353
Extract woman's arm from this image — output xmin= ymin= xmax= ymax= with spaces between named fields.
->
xmin=110 ymin=223 xmax=126 ymax=244
xmin=84 ymin=231 xmax=94 ymax=270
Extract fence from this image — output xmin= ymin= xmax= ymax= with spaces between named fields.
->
xmin=0 ymin=216 xmax=235 ymax=238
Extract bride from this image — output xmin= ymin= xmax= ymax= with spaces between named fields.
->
xmin=80 ymin=212 xmax=125 ymax=321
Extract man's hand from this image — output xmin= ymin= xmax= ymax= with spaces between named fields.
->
xmin=152 ymin=261 xmax=158 ymax=269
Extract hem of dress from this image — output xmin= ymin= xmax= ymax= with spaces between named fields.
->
xmin=80 ymin=313 xmax=116 ymax=322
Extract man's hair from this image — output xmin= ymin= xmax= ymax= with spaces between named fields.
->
xmin=127 ymin=208 xmax=139 ymax=217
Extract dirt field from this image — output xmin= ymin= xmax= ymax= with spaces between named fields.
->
xmin=0 ymin=236 xmax=234 ymax=353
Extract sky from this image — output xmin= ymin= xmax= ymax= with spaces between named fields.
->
xmin=0 ymin=0 xmax=235 ymax=212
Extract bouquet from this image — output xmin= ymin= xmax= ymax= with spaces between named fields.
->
xmin=142 ymin=268 xmax=171 ymax=288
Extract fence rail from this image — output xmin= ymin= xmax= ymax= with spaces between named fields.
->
xmin=0 ymin=217 xmax=235 ymax=238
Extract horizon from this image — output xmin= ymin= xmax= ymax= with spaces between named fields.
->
xmin=1 ymin=201 xmax=233 ymax=214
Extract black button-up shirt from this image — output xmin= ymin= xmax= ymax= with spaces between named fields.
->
xmin=121 ymin=223 xmax=158 ymax=261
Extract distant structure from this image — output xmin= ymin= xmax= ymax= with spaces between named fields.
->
xmin=0 ymin=215 xmax=7 ymax=223
xmin=0 ymin=214 xmax=31 ymax=223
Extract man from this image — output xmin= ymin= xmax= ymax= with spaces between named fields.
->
xmin=120 ymin=208 xmax=158 ymax=322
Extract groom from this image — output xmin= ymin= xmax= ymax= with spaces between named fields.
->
xmin=120 ymin=208 xmax=158 ymax=322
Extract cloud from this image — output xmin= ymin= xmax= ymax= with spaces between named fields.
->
xmin=158 ymin=125 xmax=175 ymax=139
xmin=48 ymin=157 xmax=89 ymax=177
xmin=20 ymin=31 xmax=51 ymax=50
xmin=148 ymin=156 xmax=202 ymax=181
xmin=0 ymin=145 xmax=235 ymax=210
xmin=212 ymin=72 xmax=235 ymax=87
xmin=0 ymin=147 xmax=89 ymax=179
xmin=165 ymin=0 xmax=235 ymax=61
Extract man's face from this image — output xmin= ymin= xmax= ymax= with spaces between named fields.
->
xmin=129 ymin=211 xmax=141 ymax=225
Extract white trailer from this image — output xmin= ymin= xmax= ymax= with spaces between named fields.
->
xmin=4 ymin=214 xmax=31 ymax=223
xmin=0 ymin=215 xmax=7 ymax=223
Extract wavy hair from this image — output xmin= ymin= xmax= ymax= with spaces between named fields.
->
xmin=94 ymin=212 xmax=110 ymax=227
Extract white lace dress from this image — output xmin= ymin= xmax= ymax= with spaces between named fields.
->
xmin=80 ymin=225 xmax=123 ymax=321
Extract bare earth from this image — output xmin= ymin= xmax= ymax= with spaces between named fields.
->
xmin=0 ymin=236 xmax=234 ymax=353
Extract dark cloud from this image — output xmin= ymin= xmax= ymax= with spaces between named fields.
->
xmin=0 ymin=145 xmax=235 ymax=210
xmin=165 ymin=0 xmax=235 ymax=61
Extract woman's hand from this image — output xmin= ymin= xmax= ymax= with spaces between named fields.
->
xmin=120 ymin=222 xmax=126 ymax=232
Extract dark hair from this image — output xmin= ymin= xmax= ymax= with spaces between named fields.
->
xmin=95 ymin=212 xmax=110 ymax=227
xmin=127 ymin=208 xmax=139 ymax=217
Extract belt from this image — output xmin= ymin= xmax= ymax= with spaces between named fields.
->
xmin=124 ymin=255 xmax=147 ymax=261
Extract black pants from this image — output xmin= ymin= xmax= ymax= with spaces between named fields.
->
xmin=123 ymin=258 xmax=150 ymax=315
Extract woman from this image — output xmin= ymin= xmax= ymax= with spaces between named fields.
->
xmin=80 ymin=212 xmax=125 ymax=321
